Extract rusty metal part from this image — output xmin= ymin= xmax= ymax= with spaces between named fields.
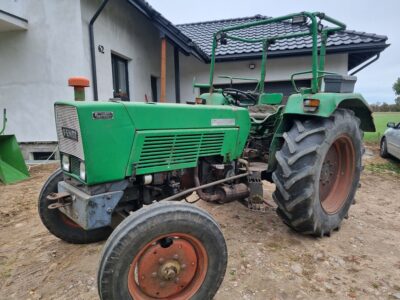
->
xmin=47 ymin=192 xmax=73 ymax=210
xmin=48 ymin=201 xmax=72 ymax=210
xmin=215 ymin=183 xmax=249 ymax=203
xmin=319 ymin=135 xmax=355 ymax=214
xmin=128 ymin=233 xmax=208 ymax=299
xmin=180 ymin=168 xmax=194 ymax=190
xmin=193 ymin=167 xmax=221 ymax=202
xmin=159 ymin=260 xmax=181 ymax=281
xmin=59 ymin=213 xmax=81 ymax=228
xmin=46 ymin=192 xmax=71 ymax=201
xmin=193 ymin=159 xmax=250 ymax=203
xmin=162 ymin=170 xmax=249 ymax=202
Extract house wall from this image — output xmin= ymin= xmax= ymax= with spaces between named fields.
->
xmin=179 ymin=53 xmax=348 ymax=102
xmin=0 ymin=0 xmax=349 ymax=145
xmin=0 ymin=0 xmax=86 ymax=143
xmin=80 ymin=0 xmax=176 ymax=103
xmin=0 ymin=0 xmax=176 ymax=145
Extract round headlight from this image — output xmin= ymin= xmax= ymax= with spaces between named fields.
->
xmin=80 ymin=161 xmax=86 ymax=181
xmin=62 ymin=155 xmax=70 ymax=171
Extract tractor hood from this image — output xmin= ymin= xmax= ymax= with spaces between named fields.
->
xmin=54 ymin=101 xmax=250 ymax=185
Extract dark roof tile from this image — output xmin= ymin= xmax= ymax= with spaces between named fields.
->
xmin=176 ymin=15 xmax=388 ymax=57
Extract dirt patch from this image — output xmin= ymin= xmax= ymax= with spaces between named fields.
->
xmin=1 ymin=154 xmax=400 ymax=300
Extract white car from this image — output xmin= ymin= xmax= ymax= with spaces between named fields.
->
xmin=380 ymin=122 xmax=400 ymax=160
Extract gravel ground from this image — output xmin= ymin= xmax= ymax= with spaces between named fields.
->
xmin=0 ymin=150 xmax=399 ymax=300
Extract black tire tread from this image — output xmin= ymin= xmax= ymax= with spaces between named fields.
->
xmin=97 ymin=202 xmax=227 ymax=300
xmin=272 ymin=109 xmax=364 ymax=236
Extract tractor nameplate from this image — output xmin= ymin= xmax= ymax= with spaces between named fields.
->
xmin=211 ymin=119 xmax=235 ymax=126
xmin=92 ymin=111 xmax=114 ymax=120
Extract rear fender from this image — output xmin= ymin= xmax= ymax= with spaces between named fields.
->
xmin=283 ymin=93 xmax=375 ymax=132
xmin=266 ymin=93 xmax=375 ymax=173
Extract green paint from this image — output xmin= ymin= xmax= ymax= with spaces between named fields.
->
xmin=56 ymin=101 xmax=250 ymax=185
xmin=54 ymin=12 xmax=375 ymax=188
xmin=283 ymin=92 xmax=375 ymax=131
xmin=205 ymin=12 xmax=346 ymax=95
xmin=0 ymin=109 xmax=30 ymax=184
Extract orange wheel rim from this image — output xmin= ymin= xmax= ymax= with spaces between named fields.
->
xmin=59 ymin=213 xmax=81 ymax=228
xmin=128 ymin=233 xmax=208 ymax=299
xmin=319 ymin=135 xmax=356 ymax=214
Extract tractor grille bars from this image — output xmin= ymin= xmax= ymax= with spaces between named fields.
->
xmin=136 ymin=132 xmax=225 ymax=171
xmin=54 ymin=105 xmax=84 ymax=160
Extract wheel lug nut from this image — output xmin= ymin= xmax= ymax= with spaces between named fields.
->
xmin=175 ymin=277 xmax=180 ymax=283
xmin=160 ymin=282 xmax=166 ymax=288
xmin=158 ymin=258 xmax=165 ymax=264
xmin=181 ymin=264 xmax=186 ymax=269
xmin=151 ymin=272 xmax=157 ymax=278
xmin=173 ymin=254 xmax=179 ymax=260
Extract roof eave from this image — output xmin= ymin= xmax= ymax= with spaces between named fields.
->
xmin=211 ymin=42 xmax=389 ymax=65
xmin=126 ymin=0 xmax=209 ymax=62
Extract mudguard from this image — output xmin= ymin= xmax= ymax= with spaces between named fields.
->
xmin=283 ymin=92 xmax=375 ymax=132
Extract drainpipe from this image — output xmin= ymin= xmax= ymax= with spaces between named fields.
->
xmin=89 ymin=0 xmax=110 ymax=101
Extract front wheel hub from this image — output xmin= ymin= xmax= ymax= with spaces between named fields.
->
xmin=128 ymin=234 xmax=207 ymax=299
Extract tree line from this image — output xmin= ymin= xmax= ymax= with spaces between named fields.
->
xmin=369 ymin=78 xmax=400 ymax=112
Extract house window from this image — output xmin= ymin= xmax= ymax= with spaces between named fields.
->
xmin=151 ymin=76 xmax=158 ymax=102
xmin=111 ymin=54 xmax=130 ymax=101
xmin=32 ymin=152 xmax=55 ymax=161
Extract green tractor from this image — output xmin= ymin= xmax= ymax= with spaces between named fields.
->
xmin=39 ymin=12 xmax=374 ymax=300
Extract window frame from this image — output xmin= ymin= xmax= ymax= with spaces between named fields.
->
xmin=111 ymin=53 xmax=130 ymax=101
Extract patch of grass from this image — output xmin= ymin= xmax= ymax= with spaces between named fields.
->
xmin=364 ymin=112 xmax=400 ymax=144
xmin=365 ymin=161 xmax=400 ymax=175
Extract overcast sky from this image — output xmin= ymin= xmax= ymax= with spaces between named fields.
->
xmin=147 ymin=0 xmax=399 ymax=104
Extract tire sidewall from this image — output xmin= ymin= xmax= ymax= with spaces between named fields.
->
xmin=98 ymin=204 xmax=227 ymax=300
xmin=380 ymin=138 xmax=388 ymax=157
xmin=312 ymin=114 xmax=362 ymax=230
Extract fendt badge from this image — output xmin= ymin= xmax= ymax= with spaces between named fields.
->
xmin=61 ymin=127 xmax=79 ymax=141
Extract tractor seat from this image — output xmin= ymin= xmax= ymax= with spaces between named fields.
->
xmin=248 ymin=105 xmax=276 ymax=120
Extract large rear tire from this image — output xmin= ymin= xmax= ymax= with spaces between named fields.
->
xmin=97 ymin=202 xmax=227 ymax=300
xmin=38 ymin=169 xmax=112 ymax=244
xmin=272 ymin=109 xmax=363 ymax=236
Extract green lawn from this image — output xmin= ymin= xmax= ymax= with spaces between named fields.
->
xmin=364 ymin=112 xmax=400 ymax=144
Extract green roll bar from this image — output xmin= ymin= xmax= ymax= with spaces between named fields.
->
xmin=207 ymin=12 xmax=346 ymax=94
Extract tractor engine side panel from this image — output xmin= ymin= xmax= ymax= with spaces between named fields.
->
xmin=122 ymin=102 xmax=251 ymax=177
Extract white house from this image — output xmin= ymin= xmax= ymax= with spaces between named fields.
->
xmin=0 ymin=0 xmax=388 ymax=160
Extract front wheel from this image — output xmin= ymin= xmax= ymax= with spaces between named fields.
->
xmin=38 ymin=169 xmax=112 ymax=244
xmin=98 ymin=202 xmax=227 ymax=300
xmin=272 ymin=109 xmax=363 ymax=236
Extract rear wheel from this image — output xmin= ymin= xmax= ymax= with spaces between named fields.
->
xmin=98 ymin=202 xmax=227 ymax=300
xmin=38 ymin=169 xmax=112 ymax=244
xmin=272 ymin=109 xmax=363 ymax=236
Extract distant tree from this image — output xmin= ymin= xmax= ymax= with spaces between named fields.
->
xmin=395 ymin=96 xmax=400 ymax=106
xmin=393 ymin=78 xmax=400 ymax=96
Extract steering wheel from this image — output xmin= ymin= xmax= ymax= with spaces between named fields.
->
xmin=222 ymin=88 xmax=258 ymax=107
